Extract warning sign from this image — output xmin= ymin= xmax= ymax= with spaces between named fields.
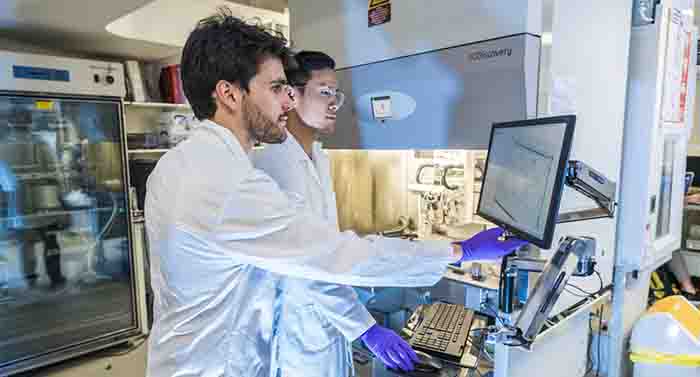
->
xmin=368 ymin=0 xmax=391 ymax=27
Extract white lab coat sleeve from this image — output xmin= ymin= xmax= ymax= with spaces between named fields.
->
xmin=189 ymin=168 xmax=458 ymax=287
xmin=306 ymin=282 xmax=376 ymax=341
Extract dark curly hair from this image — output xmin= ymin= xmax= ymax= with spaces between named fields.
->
xmin=181 ymin=7 xmax=291 ymax=120
xmin=285 ymin=51 xmax=336 ymax=88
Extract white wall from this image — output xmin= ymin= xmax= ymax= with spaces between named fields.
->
xmin=545 ymin=0 xmax=631 ymax=305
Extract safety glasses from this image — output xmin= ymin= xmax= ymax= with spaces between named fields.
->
xmin=296 ymin=84 xmax=345 ymax=110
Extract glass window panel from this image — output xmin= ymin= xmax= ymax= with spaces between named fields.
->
xmin=0 ymin=95 xmax=136 ymax=367
xmin=656 ymin=138 xmax=677 ymax=239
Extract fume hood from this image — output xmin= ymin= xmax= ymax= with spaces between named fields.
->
xmin=324 ymin=34 xmax=540 ymax=149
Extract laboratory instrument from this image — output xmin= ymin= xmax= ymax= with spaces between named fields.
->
xmin=0 ymin=50 xmax=147 ymax=376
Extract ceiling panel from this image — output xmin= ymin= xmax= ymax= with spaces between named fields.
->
xmin=106 ymin=0 xmax=288 ymax=48
xmin=0 ymin=0 xmax=178 ymax=60
xmin=0 ymin=0 xmax=289 ymax=61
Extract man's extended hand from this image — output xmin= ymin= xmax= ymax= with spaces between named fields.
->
xmin=455 ymin=227 xmax=528 ymax=262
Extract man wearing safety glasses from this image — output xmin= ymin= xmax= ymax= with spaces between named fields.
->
xmin=255 ymin=51 xmax=425 ymax=377
xmin=253 ymin=51 xmax=379 ymax=377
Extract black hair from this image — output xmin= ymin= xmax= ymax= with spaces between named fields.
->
xmin=285 ymin=51 xmax=336 ymax=87
xmin=180 ymin=7 xmax=291 ymax=120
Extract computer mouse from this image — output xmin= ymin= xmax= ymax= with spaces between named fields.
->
xmin=413 ymin=350 xmax=443 ymax=373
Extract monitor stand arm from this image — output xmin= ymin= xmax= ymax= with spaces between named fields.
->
xmin=557 ymin=160 xmax=617 ymax=223
xmin=495 ymin=236 xmax=597 ymax=348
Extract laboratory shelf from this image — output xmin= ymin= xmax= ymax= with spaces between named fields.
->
xmin=127 ymin=149 xmax=170 ymax=154
xmin=124 ymin=101 xmax=190 ymax=110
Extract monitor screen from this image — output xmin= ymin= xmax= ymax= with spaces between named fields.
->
xmin=477 ymin=115 xmax=576 ymax=249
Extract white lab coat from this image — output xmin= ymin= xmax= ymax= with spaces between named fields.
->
xmin=145 ymin=120 xmax=455 ymax=377
xmin=252 ymin=133 xmax=373 ymax=377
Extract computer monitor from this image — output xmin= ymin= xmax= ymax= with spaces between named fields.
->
xmin=477 ymin=115 xmax=576 ymax=249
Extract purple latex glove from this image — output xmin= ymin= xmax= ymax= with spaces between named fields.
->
xmin=360 ymin=324 xmax=418 ymax=372
xmin=455 ymin=227 xmax=528 ymax=262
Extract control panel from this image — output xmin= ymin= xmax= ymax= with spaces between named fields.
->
xmin=0 ymin=50 xmax=125 ymax=98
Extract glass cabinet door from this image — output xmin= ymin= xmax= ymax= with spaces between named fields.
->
xmin=0 ymin=95 xmax=137 ymax=368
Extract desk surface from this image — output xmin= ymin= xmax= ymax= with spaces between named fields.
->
xmin=442 ymin=262 xmax=501 ymax=290
xmin=353 ymin=353 xmax=492 ymax=377
xmin=353 ymin=357 xmax=461 ymax=377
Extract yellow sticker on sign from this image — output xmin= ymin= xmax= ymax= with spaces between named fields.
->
xmin=369 ymin=0 xmax=390 ymax=8
xmin=35 ymin=101 xmax=54 ymax=111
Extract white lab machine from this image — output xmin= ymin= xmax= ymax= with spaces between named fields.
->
xmin=609 ymin=1 xmax=698 ymax=376
xmin=620 ymin=2 xmax=696 ymax=271
xmin=0 ymin=50 xmax=149 ymax=376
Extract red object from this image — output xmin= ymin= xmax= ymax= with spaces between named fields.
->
xmin=159 ymin=64 xmax=186 ymax=104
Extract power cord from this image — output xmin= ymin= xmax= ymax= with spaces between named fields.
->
xmin=595 ymin=305 xmax=604 ymax=377
xmin=480 ymin=300 xmax=523 ymax=337
xmin=583 ymin=304 xmax=605 ymax=377
xmin=585 ymin=310 xmax=595 ymax=375
xmin=594 ymin=270 xmax=604 ymax=293
xmin=565 ymin=286 xmax=594 ymax=298
xmin=494 ymin=264 xmax=608 ymax=350
xmin=567 ymin=268 xmax=605 ymax=297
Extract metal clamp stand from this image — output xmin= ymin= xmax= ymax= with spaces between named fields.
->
xmin=557 ymin=160 xmax=618 ymax=223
